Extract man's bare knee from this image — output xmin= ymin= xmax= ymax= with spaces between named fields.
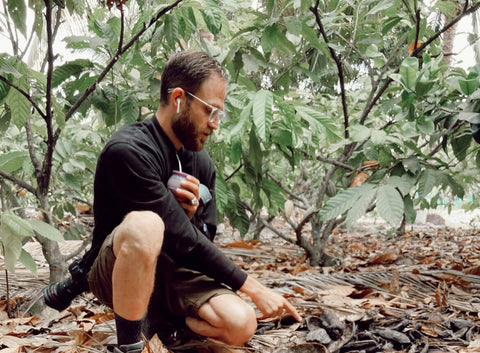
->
xmin=226 ymin=303 xmax=257 ymax=345
xmin=205 ymin=295 xmax=257 ymax=346
xmin=114 ymin=211 xmax=165 ymax=258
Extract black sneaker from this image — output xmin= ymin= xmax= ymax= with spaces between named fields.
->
xmin=108 ymin=341 xmax=145 ymax=353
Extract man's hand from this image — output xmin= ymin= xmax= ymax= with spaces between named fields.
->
xmin=174 ymin=175 xmax=200 ymax=219
xmin=239 ymin=275 xmax=302 ymax=322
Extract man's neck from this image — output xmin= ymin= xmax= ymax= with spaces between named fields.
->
xmin=155 ymin=108 xmax=182 ymax=151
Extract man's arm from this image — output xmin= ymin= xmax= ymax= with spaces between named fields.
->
xmin=240 ymin=275 xmax=302 ymax=322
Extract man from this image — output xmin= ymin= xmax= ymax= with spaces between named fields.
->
xmin=78 ymin=51 xmax=300 ymax=353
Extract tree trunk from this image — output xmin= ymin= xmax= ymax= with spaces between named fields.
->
xmin=37 ymin=193 xmax=67 ymax=283
xmin=442 ymin=2 xmax=463 ymax=68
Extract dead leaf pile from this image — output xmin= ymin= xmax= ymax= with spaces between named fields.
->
xmin=1 ymin=222 xmax=480 ymax=352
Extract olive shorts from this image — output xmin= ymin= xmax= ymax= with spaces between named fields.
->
xmin=87 ymin=228 xmax=235 ymax=338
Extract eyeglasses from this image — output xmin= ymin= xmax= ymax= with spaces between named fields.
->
xmin=168 ymin=88 xmax=225 ymax=124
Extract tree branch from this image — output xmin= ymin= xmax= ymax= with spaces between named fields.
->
xmin=62 ymin=0 xmax=184 ymax=126
xmin=2 ymin=0 xmax=18 ymax=56
xmin=40 ymin=0 xmax=56 ymax=193
xmin=309 ymin=3 xmax=349 ymax=138
xmin=0 ymin=75 xmax=47 ymax=120
xmin=25 ymin=117 xmax=42 ymax=174
xmin=411 ymin=2 xmax=480 ymax=57
xmin=0 ymin=169 xmax=37 ymax=195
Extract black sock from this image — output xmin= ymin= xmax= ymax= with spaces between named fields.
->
xmin=114 ymin=312 xmax=143 ymax=347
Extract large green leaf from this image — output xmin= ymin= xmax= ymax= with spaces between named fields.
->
xmin=417 ymin=168 xmax=439 ymax=199
xmin=52 ymin=59 xmax=95 ymax=88
xmin=0 ymin=151 xmax=28 ymax=173
xmin=451 ymin=133 xmax=472 ymax=161
xmin=0 ymin=222 xmax=23 ymax=272
xmin=252 ymin=90 xmax=273 ymax=142
xmin=376 ymin=185 xmax=404 ymax=225
xmin=295 ymin=105 xmax=342 ymax=142
xmin=164 ymin=14 xmax=179 ymax=48
xmin=28 ymin=219 xmax=64 ymax=241
xmin=5 ymin=87 xmax=29 ymax=129
xmin=345 ymin=189 xmax=376 ymax=228
xmin=202 ymin=9 xmax=222 ymax=35
xmin=7 ymin=0 xmax=26 ymax=37
xmin=320 ymin=184 xmax=376 ymax=221
xmin=19 ymin=249 xmax=37 ymax=274
xmin=2 ymin=213 xmax=35 ymax=238
xmin=400 ymin=57 xmax=418 ymax=91
xmin=215 ymin=174 xmax=229 ymax=213
xmin=120 ymin=94 xmax=139 ymax=124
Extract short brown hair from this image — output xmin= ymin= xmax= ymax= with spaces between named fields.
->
xmin=160 ymin=51 xmax=227 ymax=106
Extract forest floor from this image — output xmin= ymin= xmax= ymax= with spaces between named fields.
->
xmin=1 ymin=208 xmax=480 ymax=352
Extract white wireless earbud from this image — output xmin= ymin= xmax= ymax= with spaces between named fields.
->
xmin=176 ymin=98 xmax=181 ymax=113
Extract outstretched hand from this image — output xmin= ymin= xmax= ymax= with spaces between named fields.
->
xmin=240 ymin=275 xmax=302 ymax=322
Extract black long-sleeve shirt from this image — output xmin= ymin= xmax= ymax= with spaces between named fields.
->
xmin=83 ymin=117 xmax=247 ymax=290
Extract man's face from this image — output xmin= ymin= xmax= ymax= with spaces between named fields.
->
xmin=172 ymin=74 xmax=226 ymax=152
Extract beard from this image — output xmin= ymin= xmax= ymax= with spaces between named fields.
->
xmin=172 ymin=105 xmax=208 ymax=152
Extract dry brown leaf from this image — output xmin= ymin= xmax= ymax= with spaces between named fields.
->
xmin=464 ymin=265 xmax=480 ymax=276
xmin=435 ymin=281 xmax=449 ymax=309
xmin=350 ymin=170 xmax=369 ymax=187
xmin=144 ymin=334 xmax=169 ymax=353
xmin=370 ymin=252 xmax=398 ymax=265
xmin=421 ymin=324 xmax=438 ymax=337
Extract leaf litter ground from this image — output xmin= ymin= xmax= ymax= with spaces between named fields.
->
xmin=1 ymin=210 xmax=480 ymax=352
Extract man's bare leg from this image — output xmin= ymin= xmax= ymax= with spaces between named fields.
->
xmin=185 ymin=294 xmax=257 ymax=352
xmin=112 ymin=211 xmax=164 ymax=319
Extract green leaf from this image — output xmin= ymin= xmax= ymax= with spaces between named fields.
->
xmin=418 ymin=169 xmax=438 ymax=199
xmin=0 ymin=151 xmax=28 ymax=173
xmin=0 ymin=222 xmax=23 ymax=272
xmin=320 ymin=184 xmax=375 ymax=221
xmin=451 ymin=134 xmax=472 ymax=161
xmin=52 ymin=59 xmax=94 ymax=88
xmin=367 ymin=0 xmax=394 ymax=15
xmin=0 ymin=106 xmax=11 ymax=132
xmin=459 ymin=79 xmax=477 ymax=95
xmin=415 ymin=80 xmax=435 ymax=97
xmin=370 ymin=129 xmax=387 ymax=145
xmin=295 ymin=105 xmax=342 ymax=142
xmin=376 ymin=185 xmax=404 ymax=225
xmin=164 ymin=14 xmax=179 ymax=47
xmin=345 ymin=189 xmax=376 ymax=228
xmin=215 ymin=174 xmax=229 ymax=213
xmin=19 ymin=249 xmax=37 ymax=273
xmin=387 ymin=175 xmax=415 ymax=196
xmin=28 ymin=219 xmax=64 ymax=241
xmin=252 ymin=90 xmax=273 ymax=142
xmin=120 ymin=94 xmax=139 ymax=124
xmin=5 ymin=87 xmax=29 ymax=129
xmin=0 ymin=79 xmax=10 ymax=101
xmin=202 ymin=9 xmax=222 ymax=35
xmin=349 ymin=124 xmax=371 ymax=142
xmin=400 ymin=57 xmax=418 ymax=91
xmin=402 ymin=156 xmax=421 ymax=174
xmin=403 ymin=195 xmax=416 ymax=224
xmin=7 ymin=0 xmax=26 ymax=37
xmin=2 ymin=213 xmax=34 ymax=238
xmin=228 ymin=101 xmax=251 ymax=141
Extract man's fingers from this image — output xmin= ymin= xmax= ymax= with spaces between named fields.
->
xmin=257 ymin=300 xmax=302 ymax=322
xmin=284 ymin=299 xmax=302 ymax=322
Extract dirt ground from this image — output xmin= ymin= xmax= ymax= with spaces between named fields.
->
xmin=1 ymin=209 xmax=480 ymax=352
